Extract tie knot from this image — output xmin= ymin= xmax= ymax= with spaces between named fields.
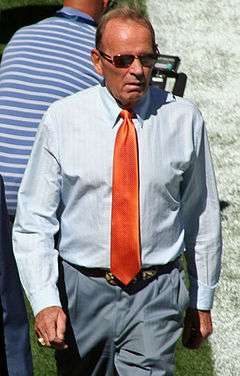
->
xmin=120 ymin=110 xmax=133 ymax=121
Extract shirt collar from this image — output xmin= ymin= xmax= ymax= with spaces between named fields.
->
xmin=99 ymin=82 xmax=151 ymax=128
xmin=99 ymin=82 xmax=175 ymax=128
xmin=58 ymin=6 xmax=96 ymax=23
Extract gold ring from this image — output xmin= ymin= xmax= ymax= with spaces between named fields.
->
xmin=38 ymin=337 xmax=46 ymax=346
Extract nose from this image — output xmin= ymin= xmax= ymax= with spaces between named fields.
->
xmin=129 ymin=57 xmax=144 ymax=75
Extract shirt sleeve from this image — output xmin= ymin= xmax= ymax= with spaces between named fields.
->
xmin=12 ymin=108 xmax=62 ymax=316
xmin=181 ymin=108 xmax=222 ymax=310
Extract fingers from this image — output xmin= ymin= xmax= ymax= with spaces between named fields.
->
xmin=197 ymin=309 xmax=213 ymax=340
xmin=182 ymin=308 xmax=212 ymax=350
xmin=183 ymin=326 xmax=203 ymax=349
xmin=35 ymin=306 xmax=68 ymax=350
xmin=54 ymin=309 xmax=68 ymax=350
xmin=56 ymin=309 xmax=67 ymax=340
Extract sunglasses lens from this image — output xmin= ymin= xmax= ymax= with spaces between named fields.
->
xmin=113 ymin=54 xmax=158 ymax=68
xmin=113 ymin=55 xmax=134 ymax=68
xmin=140 ymin=54 xmax=158 ymax=67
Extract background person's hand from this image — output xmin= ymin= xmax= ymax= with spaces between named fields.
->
xmin=182 ymin=307 xmax=213 ymax=349
xmin=35 ymin=306 xmax=68 ymax=350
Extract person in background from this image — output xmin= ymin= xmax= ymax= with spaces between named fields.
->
xmin=13 ymin=5 xmax=222 ymax=376
xmin=0 ymin=0 xmax=110 ymax=217
xmin=0 ymin=175 xmax=33 ymax=376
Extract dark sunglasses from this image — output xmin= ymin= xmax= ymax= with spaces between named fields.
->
xmin=98 ymin=49 xmax=159 ymax=68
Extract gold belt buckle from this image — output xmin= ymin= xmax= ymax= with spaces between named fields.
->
xmin=105 ymin=271 xmax=117 ymax=285
xmin=105 ymin=270 xmax=157 ymax=286
xmin=142 ymin=270 xmax=157 ymax=280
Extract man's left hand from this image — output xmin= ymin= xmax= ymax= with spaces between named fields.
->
xmin=182 ymin=308 xmax=213 ymax=349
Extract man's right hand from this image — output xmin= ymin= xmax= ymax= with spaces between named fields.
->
xmin=182 ymin=308 xmax=212 ymax=349
xmin=35 ymin=306 xmax=68 ymax=350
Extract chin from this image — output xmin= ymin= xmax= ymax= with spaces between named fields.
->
xmin=123 ymin=93 xmax=144 ymax=107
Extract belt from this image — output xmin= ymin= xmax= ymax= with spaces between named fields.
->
xmin=64 ymin=258 xmax=180 ymax=286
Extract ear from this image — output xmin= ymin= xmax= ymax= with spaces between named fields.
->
xmin=91 ymin=48 xmax=104 ymax=76
xmin=103 ymin=0 xmax=110 ymax=8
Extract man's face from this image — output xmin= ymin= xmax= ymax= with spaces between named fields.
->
xmin=92 ymin=19 xmax=155 ymax=108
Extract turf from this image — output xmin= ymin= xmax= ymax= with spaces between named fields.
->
xmin=175 ymin=340 xmax=215 ymax=376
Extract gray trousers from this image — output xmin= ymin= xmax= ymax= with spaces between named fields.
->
xmin=56 ymin=260 xmax=189 ymax=376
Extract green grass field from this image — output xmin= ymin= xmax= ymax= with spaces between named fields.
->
xmin=0 ymin=0 xmax=217 ymax=375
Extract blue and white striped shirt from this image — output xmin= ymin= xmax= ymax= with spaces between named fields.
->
xmin=0 ymin=7 xmax=101 ymax=214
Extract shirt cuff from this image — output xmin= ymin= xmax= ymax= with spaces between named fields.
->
xmin=29 ymin=286 xmax=62 ymax=317
xmin=188 ymin=278 xmax=216 ymax=310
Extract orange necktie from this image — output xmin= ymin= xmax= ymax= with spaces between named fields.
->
xmin=110 ymin=110 xmax=141 ymax=285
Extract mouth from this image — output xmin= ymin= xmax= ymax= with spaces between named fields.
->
xmin=125 ymin=82 xmax=145 ymax=91
xmin=127 ymin=81 xmax=144 ymax=86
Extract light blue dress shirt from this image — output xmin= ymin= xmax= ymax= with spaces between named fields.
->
xmin=12 ymin=84 xmax=222 ymax=315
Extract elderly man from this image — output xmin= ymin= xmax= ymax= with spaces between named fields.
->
xmin=13 ymin=5 xmax=222 ymax=376
xmin=0 ymin=0 xmax=110 ymax=216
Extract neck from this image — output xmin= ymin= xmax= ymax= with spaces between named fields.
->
xmin=116 ymin=98 xmax=134 ymax=111
xmin=63 ymin=1 xmax=82 ymax=11
xmin=63 ymin=1 xmax=105 ymax=22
